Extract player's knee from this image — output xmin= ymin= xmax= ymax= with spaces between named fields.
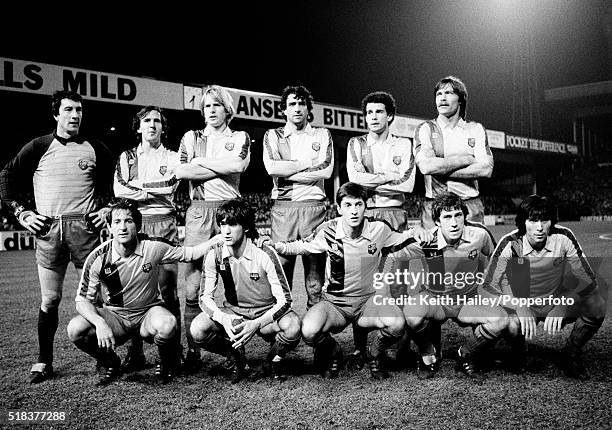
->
xmin=506 ymin=315 xmax=521 ymax=337
xmin=404 ymin=315 xmax=423 ymax=329
xmin=154 ymin=314 xmax=177 ymax=339
xmin=382 ymin=316 xmax=405 ymax=335
xmin=184 ymin=284 xmax=200 ymax=302
xmin=487 ymin=315 xmax=508 ymax=333
xmin=301 ymin=319 xmax=322 ymax=344
xmin=190 ymin=314 xmax=213 ymax=342
xmin=582 ymin=293 xmax=606 ymax=318
xmin=41 ymin=293 xmax=62 ymax=311
xmin=281 ymin=313 xmax=301 ymax=340
xmin=66 ymin=317 xmax=88 ymax=342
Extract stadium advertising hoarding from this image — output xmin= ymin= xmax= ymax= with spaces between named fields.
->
xmin=486 ymin=129 xmax=506 ymax=149
xmin=186 ymin=86 xmax=422 ymax=137
xmin=0 ymin=230 xmax=111 ymax=252
xmin=0 ymin=57 xmax=184 ymax=110
xmin=0 ymin=56 xmax=540 ymax=145
xmin=506 ymin=134 xmax=578 ymax=155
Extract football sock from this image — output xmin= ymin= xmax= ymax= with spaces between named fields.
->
xmin=155 ymin=334 xmax=177 ymax=368
xmin=73 ymin=333 xmax=119 ymax=368
xmin=193 ymin=331 xmax=233 ymax=358
xmin=269 ymin=331 xmax=301 ymax=359
xmin=462 ymin=324 xmax=499 ymax=355
xmin=411 ymin=320 xmax=436 ymax=357
xmin=38 ymin=307 xmax=58 ymax=364
xmin=352 ymin=323 xmax=368 ymax=354
xmin=430 ymin=320 xmax=442 ymax=357
xmin=567 ymin=316 xmax=604 ymax=351
xmin=127 ymin=337 xmax=144 ymax=356
xmin=305 ymin=332 xmax=336 ymax=363
xmin=369 ymin=328 xmax=402 ymax=359
xmin=184 ymin=299 xmax=200 ymax=350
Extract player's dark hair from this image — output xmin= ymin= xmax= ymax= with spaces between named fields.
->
xmin=51 ymin=90 xmax=83 ymax=116
xmin=515 ymin=195 xmax=557 ymax=235
xmin=132 ymin=106 xmax=168 ymax=143
xmin=216 ymin=198 xmax=259 ymax=239
xmin=336 ymin=182 xmax=368 ymax=206
xmin=106 ymin=198 xmax=142 ymax=231
xmin=434 ymin=76 xmax=468 ymax=119
xmin=361 ymin=91 xmax=396 ymax=124
xmin=280 ymin=85 xmax=313 ymax=112
xmin=431 ymin=193 xmax=468 ymax=223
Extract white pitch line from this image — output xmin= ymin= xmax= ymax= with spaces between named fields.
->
xmin=599 ymin=233 xmax=612 ymax=240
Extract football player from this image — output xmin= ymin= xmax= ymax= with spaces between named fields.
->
xmin=0 ymin=90 xmax=114 ymax=383
xmin=346 ymin=90 xmax=418 ymax=366
xmin=190 ymin=198 xmax=300 ymax=382
xmin=67 ymin=198 xmax=220 ymax=385
xmin=114 ymin=105 xmax=182 ymax=373
xmin=393 ymin=193 xmax=506 ymax=379
xmin=170 ymin=85 xmax=251 ymax=372
xmin=262 ymin=85 xmax=333 ymax=310
xmin=273 ymin=182 xmax=431 ymax=379
xmin=481 ymin=195 xmax=605 ymax=379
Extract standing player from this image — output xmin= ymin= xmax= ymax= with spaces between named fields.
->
xmin=0 ymin=90 xmax=114 ymax=383
xmin=347 ymin=90 xmax=418 ymax=365
xmin=171 ymin=85 xmax=251 ymax=371
xmin=273 ymin=182 xmax=430 ymax=379
xmin=190 ymin=199 xmax=300 ymax=382
xmin=394 ymin=193 xmax=507 ymax=379
xmin=414 ymin=76 xmax=493 ymax=228
xmin=114 ymin=106 xmax=182 ymax=371
xmin=262 ymin=85 xmax=333 ymax=310
xmin=67 ymin=199 xmax=220 ymax=385
xmin=481 ymin=195 xmax=605 ymax=379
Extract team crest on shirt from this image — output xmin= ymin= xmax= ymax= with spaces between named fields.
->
xmin=128 ymin=158 xmax=135 ymax=165
xmin=104 ymin=268 xmax=113 ymax=275
xmin=517 ymin=257 xmax=525 ymax=265
xmin=368 ymin=244 xmax=377 ymax=255
xmin=331 ymin=243 xmax=339 ymax=252
xmin=553 ymin=257 xmax=564 ymax=267
xmin=78 ymin=159 xmax=89 ymax=170
xmin=468 ymin=249 xmax=478 ymax=260
xmin=250 ymin=272 xmax=260 ymax=281
xmin=393 ymin=156 xmax=402 ymax=165
xmin=142 ymin=263 xmax=152 ymax=273
xmin=159 ymin=165 xmax=167 ymax=175
xmin=467 ymin=138 xmax=476 ymax=147
xmin=225 ymin=141 xmax=234 ymax=151
xmin=312 ymin=142 xmax=321 ymax=151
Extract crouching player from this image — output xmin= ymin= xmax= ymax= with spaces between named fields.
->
xmin=395 ymin=193 xmax=507 ymax=379
xmin=190 ymin=198 xmax=300 ymax=383
xmin=481 ymin=195 xmax=605 ymax=379
xmin=67 ymin=199 xmax=219 ymax=385
xmin=274 ymin=182 xmax=431 ymax=379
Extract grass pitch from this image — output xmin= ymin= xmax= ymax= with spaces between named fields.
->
xmin=0 ymin=222 xmax=611 ymax=429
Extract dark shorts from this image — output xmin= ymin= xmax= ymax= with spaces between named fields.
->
xmin=271 ymin=200 xmax=327 ymax=242
xmin=97 ymin=303 xmax=163 ymax=345
xmin=221 ymin=302 xmax=288 ymax=321
xmin=185 ymin=201 xmax=222 ymax=246
xmin=36 ymin=213 xmax=100 ymax=269
xmin=365 ymin=207 xmax=408 ymax=231
xmin=322 ymin=292 xmax=374 ymax=325
xmin=142 ymin=214 xmax=178 ymax=245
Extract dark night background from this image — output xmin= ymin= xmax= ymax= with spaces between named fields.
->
xmin=1 ymin=0 xmax=610 ymax=199
xmin=3 ymin=0 xmax=609 ymax=138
